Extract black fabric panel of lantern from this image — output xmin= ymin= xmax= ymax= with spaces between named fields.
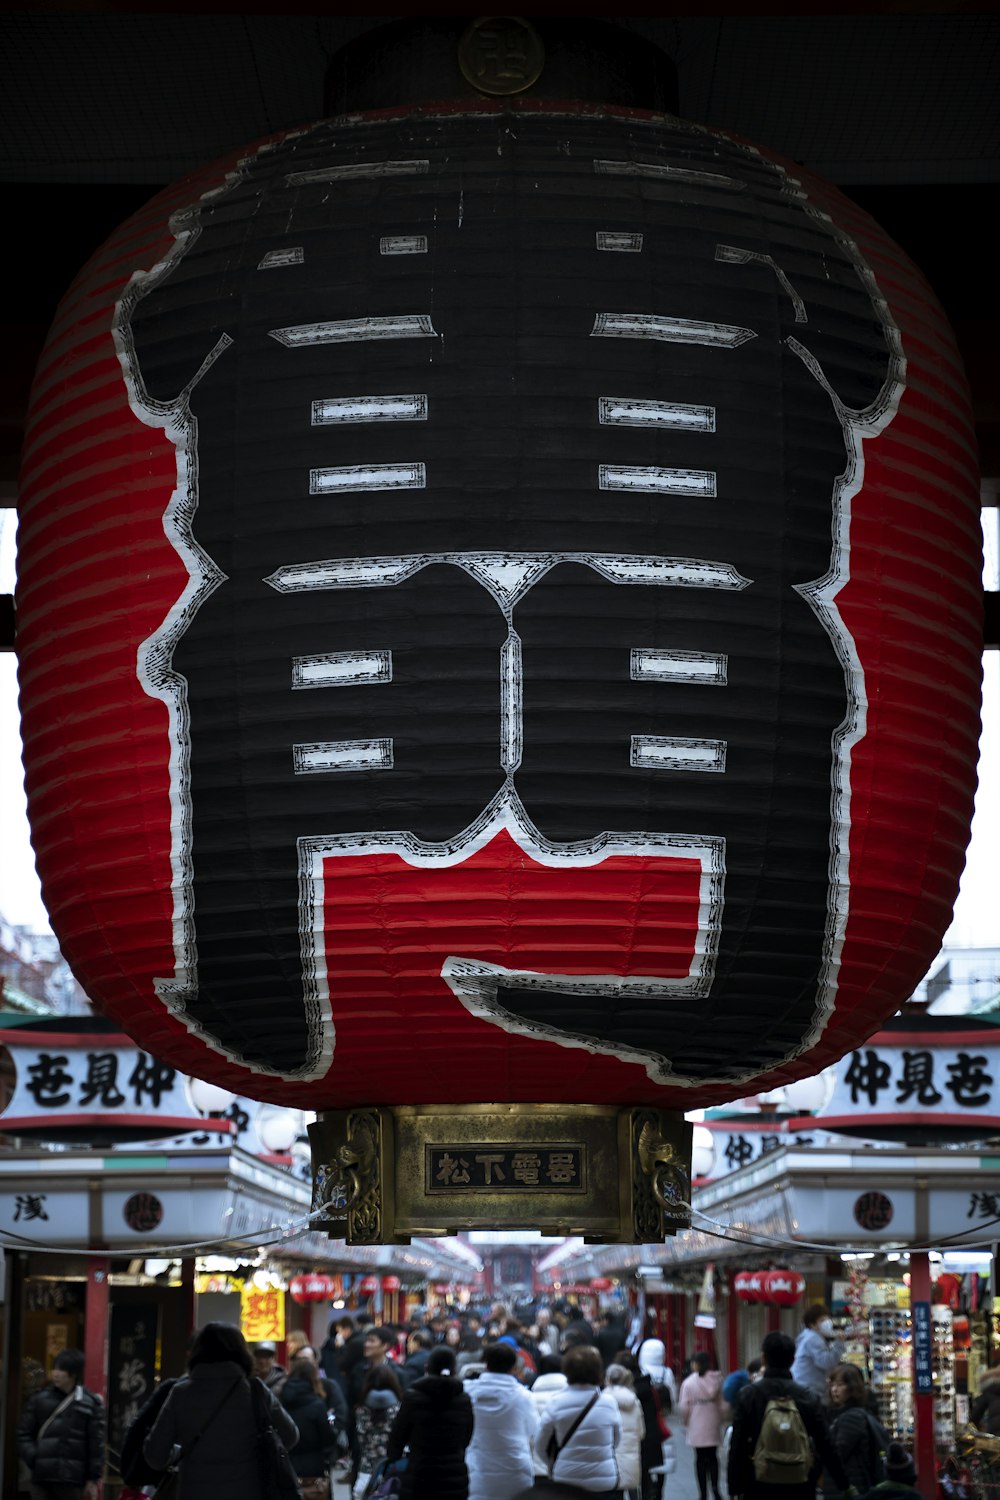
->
xmin=123 ymin=109 xmax=893 ymax=1081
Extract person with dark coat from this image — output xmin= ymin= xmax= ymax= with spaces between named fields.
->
xmin=971 ymin=1366 xmax=1000 ymax=1435
xmin=349 ymin=1326 xmax=397 ymax=1409
xmin=120 ymin=1375 xmax=179 ymax=1490
xmin=17 ymin=1347 xmax=105 ymax=1500
xmin=144 ymin=1320 xmax=298 ymax=1500
xmin=728 ymin=1332 xmax=853 ymax=1500
xmin=400 ymin=1328 xmax=435 ymax=1390
xmin=596 ymin=1313 xmax=629 ymax=1371
xmin=825 ymin=1364 xmax=890 ymax=1500
xmin=857 ymin=1442 xmax=920 ymax=1500
xmin=252 ymin=1339 xmax=288 ymax=1397
xmin=322 ymin=1315 xmax=367 ymax=1392
xmin=280 ymin=1356 xmax=337 ymax=1489
xmin=386 ymin=1343 xmax=474 ymax=1500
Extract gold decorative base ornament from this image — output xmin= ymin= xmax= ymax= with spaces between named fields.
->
xmin=309 ymin=1104 xmax=691 ymax=1246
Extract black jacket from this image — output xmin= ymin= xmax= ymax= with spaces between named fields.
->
xmin=827 ymin=1405 xmax=890 ymax=1498
xmin=120 ymin=1377 xmax=178 ymax=1485
xmin=280 ymin=1373 xmax=336 ymax=1478
xmin=18 ymin=1381 xmax=105 ymax=1488
xmin=387 ymin=1372 xmax=474 ymax=1500
xmin=596 ymin=1321 xmax=629 ymax=1370
xmin=729 ymin=1371 xmax=848 ymax=1500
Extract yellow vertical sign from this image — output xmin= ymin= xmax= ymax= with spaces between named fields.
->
xmin=240 ymin=1286 xmax=285 ymax=1343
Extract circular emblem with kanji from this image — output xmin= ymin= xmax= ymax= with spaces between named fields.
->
xmin=124 ymin=1192 xmax=164 ymax=1233
xmin=854 ymin=1190 xmax=893 ymax=1231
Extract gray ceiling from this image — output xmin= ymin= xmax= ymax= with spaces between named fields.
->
xmin=2 ymin=13 xmax=997 ymax=188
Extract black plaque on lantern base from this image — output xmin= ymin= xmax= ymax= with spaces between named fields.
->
xmin=308 ymin=1105 xmax=691 ymax=1245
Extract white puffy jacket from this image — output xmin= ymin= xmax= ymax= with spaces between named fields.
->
xmin=535 ymin=1384 xmax=622 ymax=1493
xmin=467 ymin=1371 xmax=538 ymax=1500
xmin=638 ymin=1339 xmax=678 ymax=1408
xmin=530 ymin=1371 xmax=569 ymax=1477
xmin=607 ymin=1384 xmax=645 ymax=1492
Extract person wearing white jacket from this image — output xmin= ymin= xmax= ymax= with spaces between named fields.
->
xmin=637 ymin=1339 xmax=677 ymax=1413
xmin=535 ymin=1346 xmax=622 ymax=1496
xmin=606 ymin=1364 xmax=646 ymax=1500
xmin=466 ymin=1342 xmax=539 ymax=1500
xmin=530 ymin=1356 xmax=570 ymax=1478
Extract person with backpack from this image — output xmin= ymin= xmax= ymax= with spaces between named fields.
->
xmin=728 ymin=1331 xmax=854 ymax=1500
xmin=824 ymin=1365 xmax=890 ymax=1500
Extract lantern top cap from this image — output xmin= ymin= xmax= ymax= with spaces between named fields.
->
xmin=325 ymin=18 xmax=678 ymax=117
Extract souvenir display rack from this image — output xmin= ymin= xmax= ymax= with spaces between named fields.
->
xmin=867 ymin=1303 xmax=955 ymax=1449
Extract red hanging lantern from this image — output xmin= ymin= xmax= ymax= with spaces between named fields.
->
xmin=734 ymin=1271 xmax=766 ymax=1303
xmin=290 ymin=1272 xmax=334 ymax=1304
xmin=359 ymin=1275 xmax=380 ymax=1297
xmin=762 ymin=1270 xmax=806 ymax=1307
xmin=15 ymin=22 xmax=981 ymax=1121
xmin=590 ymin=1277 xmax=613 ymax=1292
xmin=382 ymin=1275 xmax=401 ymax=1294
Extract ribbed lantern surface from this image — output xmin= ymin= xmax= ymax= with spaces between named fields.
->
xmin=16 ymin=102 xmax=982 ymax=1109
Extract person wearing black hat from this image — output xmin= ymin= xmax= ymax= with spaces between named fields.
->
xmin=252 ymin=1340 xmax=288 ymax=1397
xmin=857 ymin=1442 xmax=920 ymax=1500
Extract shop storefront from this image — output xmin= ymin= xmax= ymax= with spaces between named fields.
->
xmin=0 ymin=1016 xmax=485 ymax=1495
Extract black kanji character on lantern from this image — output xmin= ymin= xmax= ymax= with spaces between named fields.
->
xmin=26 ymin=1053 xmax=73 ymax=1108
xmin=724 ymin=1134 xmax=755 ymax=1170
xmin=79 ymin=1052 xmax=127 ymax=1108
xmin=128 ymin=1054 xmax=176 ymax=1108
xmin=945 ymin=1053 xmax=993 ymax=1108
xmin=845 ymin=1049 xmax=892 ymax=1106
xmin=223 ymin=1100 xmax=250 ymax=1137
xmin=13 ymin=1193 xmax=49 ymax=1222
xmin=896 ymin=1050 xmax=943 ymax=1107
xmin=123 ymin=111 xmax=895 ymax=1084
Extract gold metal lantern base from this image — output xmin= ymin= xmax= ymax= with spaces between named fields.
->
xmin=308 ymin=1104 xmax=692 ymax=1246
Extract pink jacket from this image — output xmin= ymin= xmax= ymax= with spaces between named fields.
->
xmin=678 ymin=1370 xmax=724 ymax=1448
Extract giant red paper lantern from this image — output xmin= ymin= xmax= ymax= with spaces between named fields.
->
xmin=16 ymin=30 xmax=982 ymax=1117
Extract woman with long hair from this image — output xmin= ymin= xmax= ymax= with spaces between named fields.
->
xmin=386 ymin=1344 xmax=474 ymax=1500
xmin=825 ymin=1363 xmax=890 ymax=1500
xmin=280 ymin=1355 xmax=336 ymax=1500
xmin=143 ymin=1321 xmax=298 ymax=1500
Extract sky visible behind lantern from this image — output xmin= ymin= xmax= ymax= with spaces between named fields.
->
xmin=1 ymin=504 xmax=998 ymax=967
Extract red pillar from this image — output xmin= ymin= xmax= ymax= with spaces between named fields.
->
xmin=766 ymin=1303 xmax=781 ymax=1334
xmin=84 ymin=1256 xmax=109 ymax=1401
xmin=909 ymin=1252 xmax=937 ymax=1500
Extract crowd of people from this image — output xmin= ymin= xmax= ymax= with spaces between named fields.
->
xmin=14 ymin=1297 xmax=936 ymax=1500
